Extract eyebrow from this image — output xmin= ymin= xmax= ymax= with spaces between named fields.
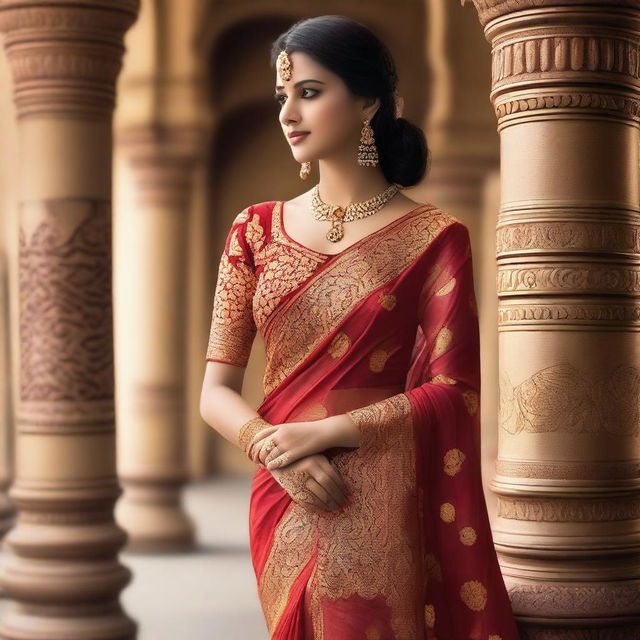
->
xmin=275 ymin=79 xmax=326 ymax=91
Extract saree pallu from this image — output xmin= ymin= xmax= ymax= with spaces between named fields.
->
xmin=206 ymin=201 xmax=519 ymax=639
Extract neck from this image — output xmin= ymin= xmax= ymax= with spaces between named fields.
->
xmin=316 ymin=153 xmax=392 ymax=206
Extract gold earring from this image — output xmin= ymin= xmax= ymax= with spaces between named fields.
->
xmin=357 ymin=118 xmax=378 ymax=167
xmin=299 ymin=161 xmax=311 ymax=180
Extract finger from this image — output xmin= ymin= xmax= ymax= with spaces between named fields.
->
xmin=266 ymin=449 xmax=301 ymax=470
xmin=316 ymin=464 xmax=348 ymax=506
xmin=249 ymin=425 xmax=279 ymax=449
xmin=306 ymin=476 xmax=340 ymax=512
xmin=317 ymin=457 xmax=349 ymax=501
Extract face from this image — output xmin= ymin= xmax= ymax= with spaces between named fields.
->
xmin=274 ymin=50 xmax=379 ymax=163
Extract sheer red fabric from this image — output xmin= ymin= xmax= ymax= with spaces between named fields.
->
xmin=206 ymin=201 xmax=520 ymax=639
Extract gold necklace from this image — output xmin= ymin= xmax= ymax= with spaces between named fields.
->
xmin=310 ymin=183 xmax=399 ymax=242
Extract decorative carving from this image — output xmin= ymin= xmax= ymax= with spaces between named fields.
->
xmin=498 ymin=302 xmax=640 ymax=326
xmin=498 ymin=265 xmax=640 ymax=296
xmin=497 ymin=496 xmax=640 ymax=522
xmin=495 ymin=459 xmax=640 ymax=480
xmin=19 ymin=199 xmax=114 ymax=404
xmin=499 ymin=363 xmax=640 ymax=436
xmin=497 ymin=220 xmax=640 ymax=254
xmin=0 ymin=2 xmax=139 ymax=119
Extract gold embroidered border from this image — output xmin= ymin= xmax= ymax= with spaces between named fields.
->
xmin=310 ymin=392 xmax=422 ymax=638
xmin=263 ymin=207 xmax=458 ymax=395
xmin=258 ymin=501 xmax=317 ymax=634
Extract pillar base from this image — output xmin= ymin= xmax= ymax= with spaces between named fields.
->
xmin=0 ymin=609 xmax=136 ymax=640
xmin=116 ymin=480 xmax=195 ymax=553
xmin=518 ymin=622 xmax=640 ymax=640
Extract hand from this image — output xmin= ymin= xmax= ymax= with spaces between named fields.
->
xmin=257 ymin=414 xmax=361 ymax=471
xmin=271 ymin=453 xmax=351 ymax=513
xmin=250 ymin=419 xmax=331 ymax=470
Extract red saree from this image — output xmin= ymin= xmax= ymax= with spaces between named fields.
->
xmin=206 ymin=199 xmax=520 ymax=640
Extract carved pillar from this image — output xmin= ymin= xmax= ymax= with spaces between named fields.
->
xmin=114 ymin=124 xmax=203 ymax=550
xmin=464 ymin=0 xmax=640 ymax=637
xmin=113 ymin=0 xmax=210 ymax=549
xmin=0 ymin=1 xmax=139 ymax=638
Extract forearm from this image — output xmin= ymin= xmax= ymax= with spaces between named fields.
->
xmin=321 ymin=413 xmax=361 ymax=449
xmin=199 ymin=384 xmax=271 ymax=455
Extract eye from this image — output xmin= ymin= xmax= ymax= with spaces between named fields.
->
xmin=273 ymin=87 xmax=319 ymax=107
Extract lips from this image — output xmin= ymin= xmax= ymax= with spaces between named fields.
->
xmin=289 ymin=132 xmax=310 ymax=144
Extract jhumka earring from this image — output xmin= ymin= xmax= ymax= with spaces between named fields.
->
xmin=358 ymin=119 xmax=378 ymax=167
xmin=357 ymin=118 xmax=378 ymax=167
xmin=299 ymin=161 xmax=311 ymax=180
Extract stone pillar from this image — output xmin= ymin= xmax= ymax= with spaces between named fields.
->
xmin=465 ymin=0 xmax=640 ymax=637
xmin=114 ymin=124 xmax=202 ymax=551
xmin=0 ymin=1 xmax=139 ymax=638
xmin=113 ymin=0 xmax=208 ymax=550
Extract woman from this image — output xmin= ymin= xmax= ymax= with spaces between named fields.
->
xmin=200 ymin=15 xmax=520 ymax=640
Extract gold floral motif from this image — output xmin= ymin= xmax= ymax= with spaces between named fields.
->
xmin=246 ymin=212 xmax=266 ymax=252
xmin=327 ymin=331 xmax=351 ymax=358
xmin=431 ymin=374 xmax=457 ymax=385
xmin=369 ymin=348 xmax=390 ymax=373
xmin=443 ymin=448 xmax=466 ymax=477
xmin=233 ymin=208 xmax=250 ymax=225
xmin=378 ymin=292 xmax=397 ymax=310
xmin=316 ymin=392 xmax=422 ymax=638
xmin=206 ymin=252 xmax=257 ymax=367
xmin=258 ymin=502 xmax=317 ymax=633
xmin=264 ymin=204 xmax=457 ymax=394
xmin=365 ymin=626 xmax=382 ymax=640
xmin=436 ymin=277 xmax=456 ymax=296
xmin=440 ymin=502 xmax=456 ymax=523
xmin=459 ymin=526 xmax=477 ymax=546
xmin=459 ymin=580 xmax=487 ymax=611
xmin=462 ymin=390 xmax=479 ymax=416
xmin=228 ymin=228 xmax=243 ymax=256
xmin=424 ymin=553 xmax=443 ymax=582
xmin=424 ymin=604 xmax=435 ymax=628
xmin=253 ymin=240 xmax=327 ymax=336
xmin=433 ymin=326 xmax=453 ymax=358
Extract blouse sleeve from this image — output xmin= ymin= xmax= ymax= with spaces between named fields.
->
xmin=205 ymin=207 xmax=258 ymax=368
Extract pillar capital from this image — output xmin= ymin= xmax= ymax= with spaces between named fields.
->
xmin=0 ymin=0 xmax=139 ymax=120
xmin=464 ymin=0 xmax=640 ymax=27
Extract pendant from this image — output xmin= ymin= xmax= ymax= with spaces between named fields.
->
xmin=326 ymin=207 xmax=345 ymax=242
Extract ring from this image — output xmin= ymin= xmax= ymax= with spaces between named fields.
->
xmin=263 ymin=438 xmax=277 ymax=456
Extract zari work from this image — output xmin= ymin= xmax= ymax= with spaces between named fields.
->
xmin=205 ymin=200 xmax=520 ymax=639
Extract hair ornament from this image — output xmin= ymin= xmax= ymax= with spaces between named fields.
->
xmin=277 ymin=49 xmax=292 ymax=81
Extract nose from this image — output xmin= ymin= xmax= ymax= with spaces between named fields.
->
xmin=279 ymin=98 xmax=299 ymax=127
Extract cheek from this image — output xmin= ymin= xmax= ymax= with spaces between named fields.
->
xmin=309 ymin=97 xmax=354 ymax=140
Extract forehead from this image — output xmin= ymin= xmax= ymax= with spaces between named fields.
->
xmin=275 ymin=50 xmax=328 ymax=86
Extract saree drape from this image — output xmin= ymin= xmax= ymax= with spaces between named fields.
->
xmin=206 ymin=200 xmax=520 ymax=640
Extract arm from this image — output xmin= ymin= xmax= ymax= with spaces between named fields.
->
xmin=199 ymin=207 xmax=275 ymax=462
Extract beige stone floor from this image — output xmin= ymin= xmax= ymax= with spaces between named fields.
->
xmin=0 ymin=474 xmax=269 ymax=640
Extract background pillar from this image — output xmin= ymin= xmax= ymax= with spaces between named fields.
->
xmin=465 ymin=0 xmax=640 ymax=636
xmin=0 ymin=1 xmax=139 ymax=637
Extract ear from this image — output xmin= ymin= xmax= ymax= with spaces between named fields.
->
xmin=361 ymin=96 xmax=381 ymax=122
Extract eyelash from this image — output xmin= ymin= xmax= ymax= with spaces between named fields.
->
xmin=273 ymin=88 xmax=319 ymax=106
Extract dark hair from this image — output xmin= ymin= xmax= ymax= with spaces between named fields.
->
xmin=270 ymin=15 xmax=429 ymax=187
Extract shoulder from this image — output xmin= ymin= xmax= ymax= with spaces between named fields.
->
xmin=227 ymin=200 xmax=279 ymax=258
